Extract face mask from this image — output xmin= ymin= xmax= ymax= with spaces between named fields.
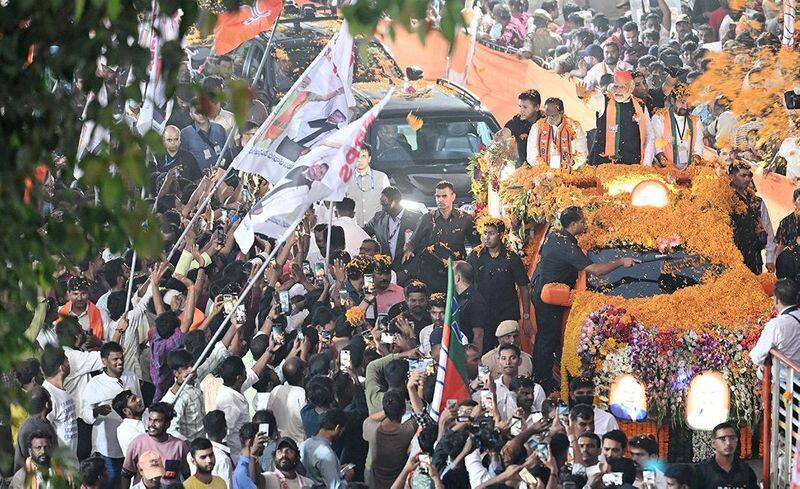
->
xmin=34 ymin=454 xmax=51 ymax=466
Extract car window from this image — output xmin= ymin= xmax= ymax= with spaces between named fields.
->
xmin=371 ymin=119 xmax=494 ymax=166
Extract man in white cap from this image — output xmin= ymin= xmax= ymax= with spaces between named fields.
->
xmin=480 ymin=320 xmax=533 ymax=379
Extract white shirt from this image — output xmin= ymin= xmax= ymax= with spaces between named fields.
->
xmin=332 ymin=215 xmax=371 ymax=259
xmin=779 ymin=137 xmax=800 ymax=180
xmin=526 ymin=119 xmax=588 ymax=168
xmin=117 ymin=418 xmax=146 ymax=457
xmin=496 ymin=378 xmax=546 ymax=421
xmin=36 ymin=325 xmax=60 ymax=349
xmin=68 ymin=303 xmax=111 ymax=335
xmin=264 ymin=383 xmax=307 ymax=444
xmin=42 ymin=380 xmax=78 ymax=458
xmin=346 ymin=168 xmax=390 ymax=226
xmin=418 ymin=323 xmax=435 ymax=356
xmin=214 ymin=368 xmax=260 ymax=456
xmin=651 ymin=112 xmax=704 ymax=170
xmin=593 ymin=407 xmax=620 ymax=436
xmin=750 ymin=307 xmax=800 ymax=366
xmin=63 ymin=347 xmax=104 ymax=419
xmin=188 ymin=440 xmax=234 ymax=488
xmin=264 ymin=470 xmax=314 ymax=489
xmin=586 ymin=93 xmax=655 ymax=166
xmin=709 ymin=110 xmax=737 ymax=143
xmin=80 ymin=370 xmax=142 ymax=458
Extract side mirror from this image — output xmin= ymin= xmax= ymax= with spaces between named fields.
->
xmin=406 ymin=66 xmax=424 ymax=81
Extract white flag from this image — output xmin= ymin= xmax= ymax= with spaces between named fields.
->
xmin=231 ymin=21 xmax=356 ymax=184
xmin=135 ymin=4 xmax=180 ymax=136
xmin=234 ymin=90 xmax=393 ymax=253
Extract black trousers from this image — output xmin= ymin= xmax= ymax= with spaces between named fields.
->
xmin=77 ymin=418 xmax=93 ymax=461
xmin=532 ymin=289 xmax=567 ymax=392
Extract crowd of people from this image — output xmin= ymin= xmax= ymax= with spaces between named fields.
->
xmin=3 ymin=0 xmax=800 ymax=488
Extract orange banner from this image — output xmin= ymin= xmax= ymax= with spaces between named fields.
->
xmin=378 ymin=25 xmax=596 ymax=130
xmin=214 ymin=0 xmax=283 ymax=55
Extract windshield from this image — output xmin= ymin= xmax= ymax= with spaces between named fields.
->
xmin=370 ymin=118 xmax=494 ymax=167
xmin=587 ymin=248 xmax=719 ymax=299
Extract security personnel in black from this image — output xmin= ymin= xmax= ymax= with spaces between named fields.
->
xmin=729 ymin=162 xmax=774 ymax=275
xmin=403 ymin=180 xmax=479 ymax=294
xmin=467 ymin=218 xmax=531 ymax=353
xmin=530 ymin=206 xmax=638 ymax=393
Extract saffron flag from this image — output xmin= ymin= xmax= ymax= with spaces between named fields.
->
xmin=430 ymin=258 xmax=472 ymax=421
xmin=233 ymin=90 xmax=393 ymax=252
xmin=213 ymin=0 xmax=283 ymax=56
xmin=232 ymin=21 xmax=356 ymax=184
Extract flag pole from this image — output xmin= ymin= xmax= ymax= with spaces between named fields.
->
xmin=325 ymin=201 xmax=334 ymax=270
xmin=430 ymin=257 xmax=455 ymax=421
xmin=165 ymin=12 xmax=283 ymax=262
xmin=170 ymin=209 xmax=306 ymax=401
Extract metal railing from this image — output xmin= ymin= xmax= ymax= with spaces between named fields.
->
xmin=763 ymin=348 xmax=800 ymax=487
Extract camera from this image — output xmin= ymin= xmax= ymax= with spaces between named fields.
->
xmin=786 ymin=88 xmax=800 ymax=110
xmin=469 ymin=416 xmax=504 ymax=452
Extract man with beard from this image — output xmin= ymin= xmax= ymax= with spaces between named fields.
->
xmin=386 ymin=280 xmax=431 ymax=336
xmin=157 ymin=125 xmax=201 ymax=182
xmin=582 ymin=70 xmax=654 ymax=166
xmin=526 ymin=97 xmax=588 ymax=169
xmin=501 ymin=90 xmax=544 ymax=165
xmin=11 ymin=431 xmax=68 ymax=489
xmin=81 ymin=342 xmax=141 ymax=489
xmin=418 ymin=292 xmax=446 ymax=356
xmin=113 ymin=389 xmax=146 ymax=457
xmin=631 ymin=70 xmax=675 ymax=115
xmin=729 ymin=162 xmax=775 ymax=274
xmin=363 ymin=186 xmax=422 ymax=269
xmin=264 ymin=437 xmax=313 ymax=488
xmin=360 ymin=255 xmax=404 ymax=320
xmin=652 ymin=84 xmax=704 ymax=170
xmin=185 ymin=438 xmax=226 ymax=489
xmin=56 ymin=276 xmax=110 ymax=346
xmin=583 ymin=42 xmax=633 ymax=89
xmin=121 ymin=403 xmax=190 ymax=488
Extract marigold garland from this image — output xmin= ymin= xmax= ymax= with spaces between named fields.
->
xmin=345 ymin=307 xmax=365 ymax=326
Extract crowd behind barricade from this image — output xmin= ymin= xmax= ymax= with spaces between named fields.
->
xmin=4 ymin=0 xmax=800 ymax=488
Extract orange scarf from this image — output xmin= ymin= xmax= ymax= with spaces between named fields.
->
xmin=603 ymin=96 xmax=647 ymax=163
xmin=536 ymin=118 xmax=575 ymax=167
xmin=657 ymin=108 xmax=697 ymax=167
xmin=22 ymin=457 xmax=70 ymax=489
xmin=57 ymin=301 xmax=104 ymax=341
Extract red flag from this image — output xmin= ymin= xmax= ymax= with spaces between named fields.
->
xmin=213 ymin=0 xmax=283 ymax=56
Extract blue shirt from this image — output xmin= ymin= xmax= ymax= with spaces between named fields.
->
xmin=180 ymin=122 xmax=227 ymax=170
xmin=299 ymin=436 xmax=346 ymax=489
xmin=232 ymin=455 xmax=257 ymax=489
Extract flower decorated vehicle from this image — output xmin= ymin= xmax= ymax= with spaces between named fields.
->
xmin=484 ymin=159 xmax=775 ymax=455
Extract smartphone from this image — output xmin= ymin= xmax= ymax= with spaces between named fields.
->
xmin=558 ymin=405 xmax=570 ymax=420
xmin=339 ymin=463 xmax=355 ymax=477
xmin=602 ymin=473 xmax=623 ymax=486
xmin=302 ymin=260 xmax=312 ymax=278
xmin=418 ymin=453 xmax=430 ymax=476
xmin=381 ymin=332 xmax=395 ymax=344
xmin=536 ymin=441 xmax=549 ymax=461
xmin=509 ymin=415 xmax=522 ymax=437
xmin=338 ymin=289 xmax=349 ymax=307
xmin=278 ymin=290 xmax=290 ymax=315
xmin=321 ymin=330 xmax=332 ymax=347
xmin=340 ymin=349 xmax=351 ymax=371
xmin=377 ymin=313 xmax=388 ymax=331
xmin=519 ymin=467 xmax=537 ymax=484
xmin=235 ymin=304 xmax=246 ymax=324
xmin=164 ymin=459 xmax=179 ymax=479
xmin=258 ymin=423 xmax=270 ymax=435
xmin=480 ymin=390 xmax=495 ymax=411
xmin=271 ymin=325 xmax=284 ymax=344
xmin=314 ymin=262 xmax=325 ymax=278
xmin=643 ymin=470 xmax=656 ymax=484
xmin=478 ymin=365 xmax=490 ymax=387
xmin=446 ymin=398 xmax=457 ymax=410
xmin=297 ymin=328 xmax=305 ymax=340
xmin=364 ymin=274 xmax=374 ymax=294
xmin=222 ymin=294 xmax=234 ymax=314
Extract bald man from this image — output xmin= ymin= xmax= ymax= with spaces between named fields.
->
xmin=158 ymin=125 xmax=201 ymax=181
xmin=265 ymin=357 xmax=307 ymax=443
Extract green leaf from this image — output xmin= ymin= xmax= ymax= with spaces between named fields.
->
xmin=228 ymin=79 xmax=252 ymax=130
xmin=75 ymin=0 xmax=85 ymax=19
xmin=106 ymin=0 xmax=120 ymax=19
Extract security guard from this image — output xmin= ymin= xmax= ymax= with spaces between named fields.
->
xmin=530 ymin=206 xmax=638 ymax=392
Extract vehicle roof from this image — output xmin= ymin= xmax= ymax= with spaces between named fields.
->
xmin=354 ymin=81 xmax=494 ymax=119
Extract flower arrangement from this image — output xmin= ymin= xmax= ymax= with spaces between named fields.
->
xmin=575 ymin=305 xmax=764 ymax=427
xmin=345 ymin=307 xmax=365 ymax=327
xmin=468 ymin=138 xmax=516 ymax=205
